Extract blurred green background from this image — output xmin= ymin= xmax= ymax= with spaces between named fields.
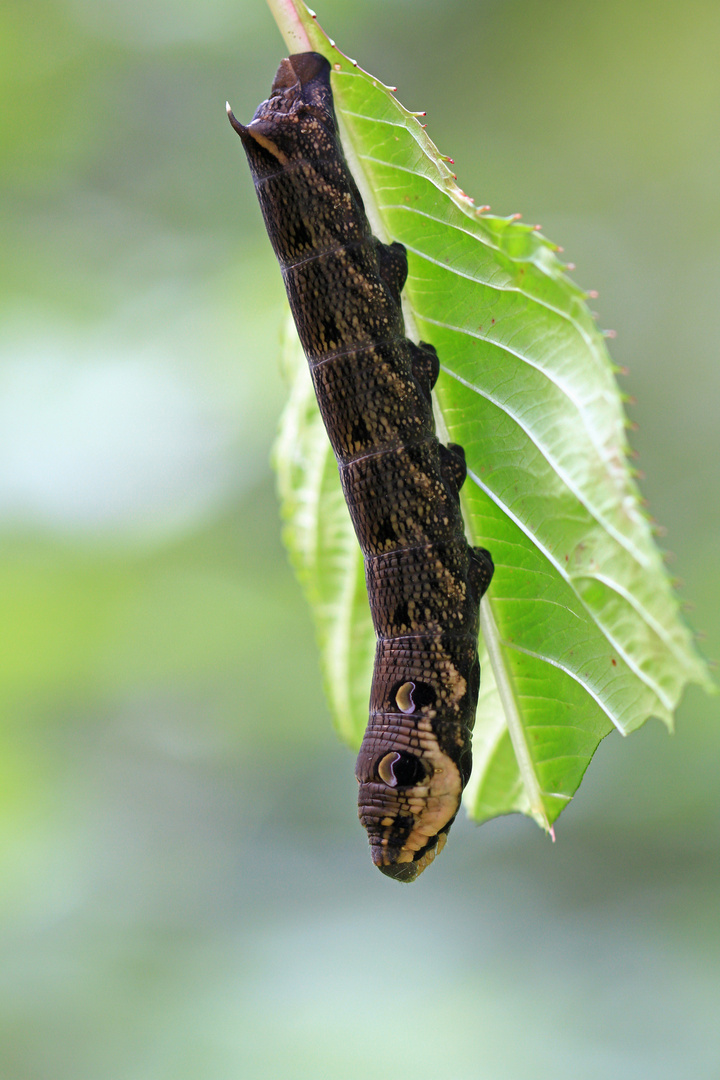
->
xmin=1 ymin=0 xmax=718 ymax=1076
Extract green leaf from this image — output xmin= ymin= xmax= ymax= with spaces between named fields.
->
xmin=271 ymin=2 xmax=713 ymax=830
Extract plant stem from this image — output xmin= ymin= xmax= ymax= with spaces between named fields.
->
xmin=266 ymin=0 xmax=312 ymax=52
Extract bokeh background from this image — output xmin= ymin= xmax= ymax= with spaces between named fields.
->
xmin=1 ymin=0 xmax=718 ymax=1076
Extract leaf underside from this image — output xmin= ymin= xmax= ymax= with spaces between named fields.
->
xmin=271 ymin=2 xmax=713 ymax=831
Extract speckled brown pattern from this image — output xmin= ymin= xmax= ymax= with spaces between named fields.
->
xmin=228 ymin=52 xmax=493 ymax=881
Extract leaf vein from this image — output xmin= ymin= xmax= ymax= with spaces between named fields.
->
xmin=468 ymin=469 xmax=673 ymax=712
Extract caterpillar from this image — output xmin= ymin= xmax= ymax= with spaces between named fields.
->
xmin=228 ymin=51 xmax=493 ymax=881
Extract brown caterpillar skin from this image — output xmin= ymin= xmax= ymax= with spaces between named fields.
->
xmin=228 ymin=52 xmax=493 ymax=881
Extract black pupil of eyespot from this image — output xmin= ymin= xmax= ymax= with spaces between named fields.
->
xmin=390 ymin=752 xmax=426 ymax=787
xmin=411 ymin=682 xmax=435 ymax=708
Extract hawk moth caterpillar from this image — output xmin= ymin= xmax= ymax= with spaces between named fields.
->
xmin=228 ymin=52 xmax=493 ymax=881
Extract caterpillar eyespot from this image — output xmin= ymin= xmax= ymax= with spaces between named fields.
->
xmin=229 ymin=52 xmax=494 ymax=882
xmin=376 ymin=751 xmax=427 ymax=788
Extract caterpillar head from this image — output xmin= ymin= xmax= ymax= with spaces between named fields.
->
xmin=355 ymin=681 xmax=471 ymax=883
